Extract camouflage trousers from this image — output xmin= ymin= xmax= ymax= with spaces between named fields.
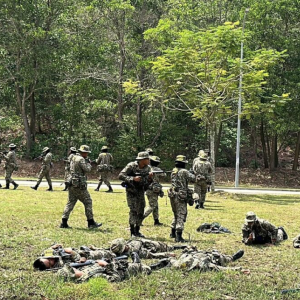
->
xmin=144 ymin=190 xmax=159 ymax=220
xmin=170 ymin=196 xmax=187 ymax=232
xmin=194 ymin=180 xmax=207 ymax=204
xmin=37 ymin=166 xmax=52 ymax=186
xmin=126 ymin=189 xmax=145 ymax=226
xmin=5 ymin=166 xmax=14 ymax=183
xmin=64 ymin=168 xmax=71 ymax=182
xmin=98 ymin=171 xmax=111 ymax=187
xmin=62 ymin=186 xmax=94 ymax=220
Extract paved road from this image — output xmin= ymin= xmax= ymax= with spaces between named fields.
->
xmin=3 ymin=180 xmax=300 ymax=195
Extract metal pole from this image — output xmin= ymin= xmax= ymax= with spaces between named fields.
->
xmin=235 ymin=8 xmax=250 ymax=188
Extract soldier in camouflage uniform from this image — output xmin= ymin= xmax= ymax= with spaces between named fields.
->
xmin=167 ymin=246 xmax=244 ymax=272
xmin=33 ymin=243 xmax=116 ymax=271
xmin=56 ymin=253 xmax=152 ymax=283
xmin=168 ymin=155 xmax=196 ymax=243
xmin=192 ymin=150 xmax=212 ymax=209
xmin=60 ymin=145 xmax=102 ymax=229
xmin=119 ymin=152 xmax=153 ymax=238
xmin=110 ymin=238 xmax=186 ymax=259
xmin=31 ymin=147 xmax=53 ymax=191
xmin=242 ymin=211 xmax=288 ymax=245
xmin=62 ymin=147 xmax=77 ymax=191
xmin=94 ymin=146 xmax=113 ymax=193
xmin=0 ymin=144 xmax=19 ymax=190
xmin=143 ymin=156 xmax=165 ymax=226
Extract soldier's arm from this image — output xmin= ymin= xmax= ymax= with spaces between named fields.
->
xmin=44 ymin=153 xmax=52 ymax=164
xmin=2 ymin=152 xmax=10 ymax=162
xmin=79 ymin=157 xmax=92 ymax=173
xmin=242 ymin=226 xmax=252 ymax=244
xmin=184 ymin=169 xmax=196 ymax=183
xmin=96 ymin=154 xmax=101 ymax=165
xmin=262 ymin=220 xmax=278 ymax=241
xmin=119 ymin=163 xmax=135 ymax=183
xmin=110 ymin=154 xmax=114 ymax=163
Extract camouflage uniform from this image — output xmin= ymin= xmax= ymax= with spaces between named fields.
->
xmin=119 ymin=157 xmax=152 ymax=233
xmin=242 ymin=218 xmax=284 ymax=245
xmin=62 ymin=153 xmax=94 ymax=220
xmin=37 ymin=152 xmax=53 ymax=187
xmin=1 ymin=148 xmax=18 ymax=189
xmin=144 ymin=166 xmax=165 ymax=223
xmin=64 ymin=152 xmax=76 ymax=183
xmin=57 ymin=260 xmax=151 ymax=283
xmin=192 ymin=153 xmax=212 ymax=208
xmin=169 ymin=247 xmax=239 ymax=272
xmin=95 ymin=152 xmax=113 ymax=191
xmin=169 ymin=166 xmax=195 ymax=236
xmin=110 ymin=238 xmax=183 ymax=259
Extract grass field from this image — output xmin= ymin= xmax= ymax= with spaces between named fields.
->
xmin=1 ymin=186 xmax=300 ymax=300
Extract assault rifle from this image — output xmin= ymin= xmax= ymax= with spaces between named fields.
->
xmin=34 ymin=153 xmax=46 ymax=160
xmin=0 ymin=150 xmax=8 ymax=156
xmin=45 ymin=255 xmax=128 ymax=272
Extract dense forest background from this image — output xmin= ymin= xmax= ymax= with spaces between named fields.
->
xmin=0 ymin=0 xmax=299 ymax=171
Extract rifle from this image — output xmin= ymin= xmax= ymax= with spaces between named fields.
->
xmin=34 ymin=154 xmax=45 ymax=160
xmin=0 ymin=150 xmax=8 ymax=156
xmin=281 ymin=289 xmax=300 ymax=294
xmin=45 ymin=255 xmax=128 ymax=272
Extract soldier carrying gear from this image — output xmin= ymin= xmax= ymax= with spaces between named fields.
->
xmin=242 ymin=211 xmax=288 ymax=245
xmin=62 ymin=147 xmax=77 ymax=191
xmin=31 ymin=147 xmax=53 ymax=191
xmin=94 ymin=145 xmax=114 ymax=193
xmin=192 ymin=150 xmax=212 ymax=209
xmin=0 ymin=143 xmax=19 ymax=190
xmin=168 ymin=155 xmax=196 ymax=243
xmin=119 ymin=151 xmax=153 ymax=238
xmin=143 ymin=155 xmax=166 ymax=226
xmin=60 ymin=145 xmax=102 ymax=229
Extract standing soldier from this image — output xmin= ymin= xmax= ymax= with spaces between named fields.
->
xmin=94 ymin=146 xmax=113 ymax=193
xmin=60 ymin=145 xmax=102 ymax=229
xmin=168 ymin=155 xmax=196 ymax=243
xmin=0 ymin=144 xmax=19 ymax=190
xmin=143 ymin=156 xmax=165 ymax=226
xmin=192 ymin=150 xmax=212 ymax=209
xmin=31 ymin=147 xmax=53 ymax=191
xmin=119 ymin=152 xmax=153 ymax=238
xmin=62 ymin=147 xmax=77 ymax=191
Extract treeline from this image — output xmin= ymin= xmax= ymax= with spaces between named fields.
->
xmin=0 ymin=0 xmax=299 ymax=171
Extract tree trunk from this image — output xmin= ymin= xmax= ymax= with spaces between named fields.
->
xmin=30 ymin=91 xmax=36 ymax=142
xmin=250 ymin=124 xmax=258 ymax=168
xmin=137 ymin=97 xmax=142 ymax=138
xmin=210 ymin=126 xmax=216 ymax=192
xmin=260 ymin=119 xmax=269 ymax=168
xmin=214 ymin=122 xmax=222 ymax=164
xmin=269 ymin=134 xmax=278 ymax=170
xmin=292 ymin=131 xmax=300 ymax=170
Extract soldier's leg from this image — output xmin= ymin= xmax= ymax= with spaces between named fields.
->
xmin=175 ymin=201 xmax=187 ymax=243
xmin=31 ymin=168 xmax=45 ymax=190
xmin=94 ymin=173 xmax=103 ymax=191
xmin=135 ymin=192 xmax=146 ymax=237
xmin=45 ymin=170 xmax=53 ymax=191
xmin=61 ymin=187 xmax=78 ymax=227
xmin=170 ymin=196 xmax=177 ymax=238
xmin=194 ymin=184 xmax=201 ymax=209
xmin=199 ymin=181 xmax=207 ymax=208
xmin=103 ymin=172 xmax=113 ymax=192
xmin=4 ymin=168 xmax=12 ymax=189
xmin=143 ymin=193 xmax=155 ymax=219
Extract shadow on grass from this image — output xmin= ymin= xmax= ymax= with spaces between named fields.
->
xmin=73 ymin=227 xmax=114 ymax=233
xmin=234 ymin=194 xmax=300 ymax=205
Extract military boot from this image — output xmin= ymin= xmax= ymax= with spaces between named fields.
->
xmin=232 ymin=249 xmax=244 ymax=261
xmin=87 ymin=219 xmax=102 ymax=229
xmin=149 ymin=258 xmax=170 ymax=270
xmin=135 ymin=226 xmax=145 ymax=238
xmin=94 ymin=182 xmax=101 ymax=191
xmin=3 ymin=181 xmax=10 ymax=189
xmin=106 ymin=186 xmax=113 ymax=193
xmin=195 ymin=201 xmax=200 ymax=209
xmin=154 ymin=219 xmax=163 ymax=226
xmin=200 ymin=202 xmax=204 ymax=209
xmin=12 ymin=181 xmax=19 ymax=190
xmin=131 ymin=252 xmax=141 ymax=263
xmin=130 ymin=224 xmax=136 ymax=237
xmin=278 ymin=226 xmax=288 ymax=240
xmin=170 ymin=228 xmax=176 ymax=238
xmin=46 ymin=185 xmax=53 ymax=191
xmin=59 ymin=218 xmax=71 ymax=229
xmin=0 ymin=183 xmax=2 ymax=188
xmin=175 ymin=231 xmax=186 ymax=243
xmin=31 ymin=184 xmax=39 ymax=190
xmin=62 ymin=182 xmax=69 ymax=191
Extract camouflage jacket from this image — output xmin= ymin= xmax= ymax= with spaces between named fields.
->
xmin=242 ymin=218 xmax=278 ymax=244
xmin=171 ymin=167 xmax=196 ymax=191
xmin=65 ymin=153 xmax=76 ymax=170
xmin=119 ymin=161 xmax=152 ymax=191
xmin=150 ymin=166 xmax=166 ymax=184
xmin=70 ymin=154 xmax=91 ymax=178
xmin=42 ymin=152 xmax=53 ymax=167
xmin=2 ymin=150 xmax=17 ymax=168
xmin=96 ymin=152 xmax=113 ymax=166
xmin=192 ymin=158 xmax=212 ymax=182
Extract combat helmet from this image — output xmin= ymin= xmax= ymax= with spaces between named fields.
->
xmin=146 ymin=148 xmax=153 ymax=155
xmin=101 ymin=146 xmax=108 ymax=151
xmin=70 ymin=147 xmax=77 ymax=152
xmin=199 ymin=152 xmax=208 ymax=160
xmin=42 ymin=147 xmax=50 ymax=153
xmin=110 ymin=238 xmax=126 ymax=254
xmin=9 ymin=143 xmax=16 ymax=148
xmin=150 ymin=156 xmax=160 ymax=163
xmin=136 ymin=152 xmax=149 ymax=160
xmin=245 ymin=211 xmax=257 ymax=223
xmin=78 ymin=145 xmax=91 ymax=153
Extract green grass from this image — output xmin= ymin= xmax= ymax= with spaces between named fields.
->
xmin=1 ymin=187 xmax=300 ymax=299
